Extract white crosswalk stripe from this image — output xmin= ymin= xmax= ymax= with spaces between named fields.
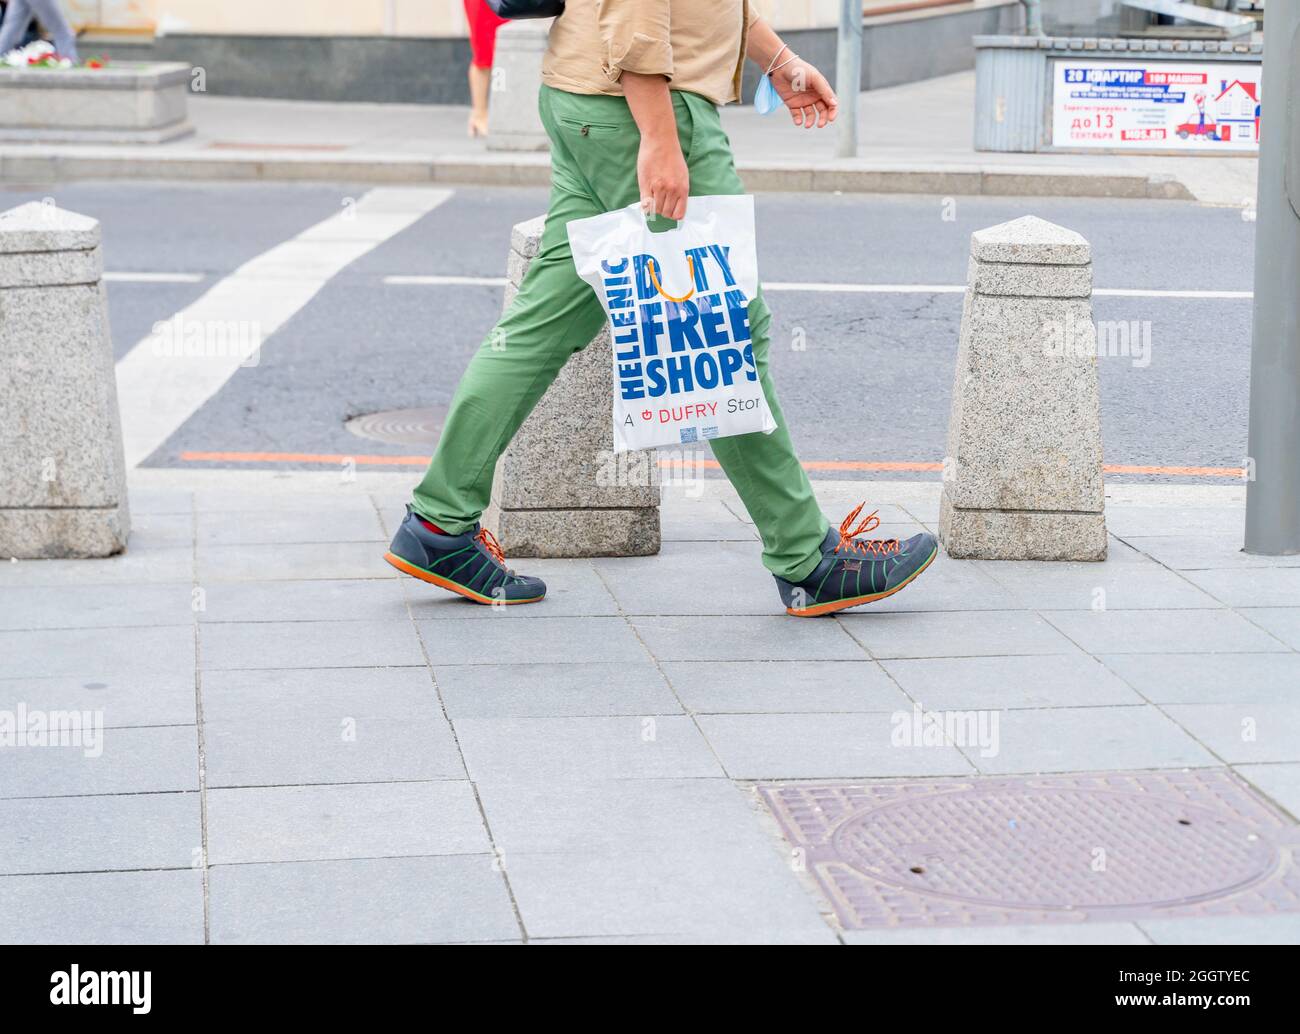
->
xmin=113 ymin=188 xmax=453 ymax=468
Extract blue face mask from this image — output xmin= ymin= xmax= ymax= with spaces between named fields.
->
xmin=754 ymin=73 xmax=782 ymax=116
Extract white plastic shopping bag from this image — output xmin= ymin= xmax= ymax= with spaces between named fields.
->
xmin=566 ymin=195 xmax=777 ymax=453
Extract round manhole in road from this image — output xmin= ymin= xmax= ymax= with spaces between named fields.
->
xmin=344 ymin=406 xmax=446 ymax=449
xmin=831 ymin=787 xmax=1279 ymax=912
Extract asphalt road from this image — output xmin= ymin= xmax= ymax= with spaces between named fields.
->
xmin=3 ymin=181 xmax=1257 ymax=481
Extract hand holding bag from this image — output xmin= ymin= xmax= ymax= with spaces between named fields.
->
xmin=485 ymin=0 xmax=565 ymax=17
xmin=567 ymin=195 xmax=778 ymax=453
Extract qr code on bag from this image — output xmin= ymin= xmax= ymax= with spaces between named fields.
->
xmin=679 ymin=427 xmax=699 ymax=444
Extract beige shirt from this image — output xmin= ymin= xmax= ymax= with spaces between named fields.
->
xmin=542 ymin=0 xmax=760 ymax=107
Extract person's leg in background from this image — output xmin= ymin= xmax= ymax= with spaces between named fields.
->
xmin=0 ymin=0 xmax=34 ymax=58
xmin=463 ymin=0 xmax=505 ymax=137
xmin=0 ymin=0 xmax=79 ymax=61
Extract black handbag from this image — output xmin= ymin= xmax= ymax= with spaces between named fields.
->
xmin=485 ymin=0 xmax=565 ymax=17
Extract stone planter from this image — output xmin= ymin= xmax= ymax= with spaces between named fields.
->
xmin=0 ymin=61 xmax=193 ymax=144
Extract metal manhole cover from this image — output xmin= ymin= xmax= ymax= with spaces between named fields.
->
xmin=344 ymin=406 xmax=446 ymax=448
xmin=760 ymin=770 xmax=1300 ymax=930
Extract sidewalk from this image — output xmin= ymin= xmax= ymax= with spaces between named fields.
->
xmin=0 ymin=72 xmax=1256 ymax=204
xmin=2 ymin=469 xmax=1297 ymax=944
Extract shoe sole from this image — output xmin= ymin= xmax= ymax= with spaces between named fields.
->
xmin=383 ymin=551 xmax=545 ymax=606
xmin=785 ymin=545 xmax=938 ymax=617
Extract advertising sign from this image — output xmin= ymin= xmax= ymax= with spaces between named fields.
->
xmin=1051 ymin=58 xmax=1261 ymax=152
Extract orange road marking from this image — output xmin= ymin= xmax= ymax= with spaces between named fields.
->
xmin=179 ymin=450 xmax=1247 ymax=478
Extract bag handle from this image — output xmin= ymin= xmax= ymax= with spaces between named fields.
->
xmin=646 ymin=256 xmax=696 ymax=302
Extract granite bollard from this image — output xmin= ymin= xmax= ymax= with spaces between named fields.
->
xmin=0 ymin=202 xmax=130 ymax=557
xmin=939 ymin=215 xmax=1106 ymax=561
xmin=486 ymin=20 xmax=552 ymax=153
xmin=482 ymin=216 xmax=660 ymax=557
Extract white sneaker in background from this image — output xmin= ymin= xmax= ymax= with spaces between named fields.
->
xmin=3 ymin=40 xmax=55 ymax=67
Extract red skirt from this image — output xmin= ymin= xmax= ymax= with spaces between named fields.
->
xmin=464 ymin=0 xmax=509 ymax=69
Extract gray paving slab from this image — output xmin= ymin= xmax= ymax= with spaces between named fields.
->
xmin=125 ymin=486 xmax=193 ymax=515
xmin=662 ymin=659 xmax=907 ymax=713
xmin=1238 ymin=608 xmax=1300 ymax=650
xmin=841 ymin=922 xmax=1149 ymax=945
xmin=128 ymin=512 xmax=195 ymax=549
xmin=197 ymin=541 xmax=393 ymax=582
xmin=500 ymin=848 xmax=831 ymax=941
xmin=0 ymin=724 xmax=198 ymax=798
xmin=473 ymin=778 xmax=779 ymax=857
xmin=0 ymin=625 xmax=195 ymax=680
xmin=203 ymin=714 xmax=464 ymax=787
xmin=1042 ymin=609 xmax=1290 ymax=654
xmin=197 ymin=577 xmax=409 ymax=623
xmin=2 ymin=673 xmax=196 ymax=728
xmin=593 ymin=541 xmax=776 ymax=616
xmin=1183 ymin=568 xmax=1300 ymax=608
xmin=839 ymin=610 xmax=1080 ymax=660
xmin=371 ymin=495 xmax=410 ymax=538
xmin=0 ymin=583 xmax=195 ymax=631
xmin=881 ymin=655 xmax=1141 ymax=710
xmin=1162 ymin=703 xmax=1300 ymax=764
xmin=976 ymin=560 xmax=1222 ymax=610
xmin=205 ymin=781 xmax=489 ymax=864
xmin=404 ymin=559 xmax=619 ymax=618
xmin=192 ymin=490 xmax=382 ymax=513
xmin=0 ymin=547 xmax=195 ymax=587
xmin=1121 ymin=535 xmax=1300 ymax=570
xmin=1098 ymin=653 xmax=1300 ymax=704
xmin=533 ymin=930 xmax=839 ymax=944
xmin=454 ymin=715 xmax=722 ymax=782
xmin=696 ymin=713 xmax=975 ymax=779
xmin=860 ymin=557 xmax=1021 ymax=613
xmin=660 ymin=496 xmax=758 ymax=542
xmin=416 ymin=616 xmax=648 ymax=665
xmin=1100 ymin=538 xmax=1160 ymax=564
xmin=199 ymin=618 xmax=425 ymax=670
xmin=1103 ymin=505 xmax=1246 ymax=538
xmin=197 ymin=507 xmax=386 ymax=546
xmin=435 ymin=661 xmax=680 ymax=719
xmin=0 ymin=792 xmax=201 ymax=873
xmin=0 ymin=869 xmax=205 ymax=944
xmin=1235 ymin=763 xmax=1300 ymax=818
xmin=208 ymin=855 xmax=518 ymax=944
xmin=200 ymin=666 xmax=440 ymax=724
xmin=970 ymin=705 xmax=1218 ymax=774
xmin=1137 ymin=915 xmax=1300 ymax=945
xmin=630 ymin=615 xmax=864 ymax=662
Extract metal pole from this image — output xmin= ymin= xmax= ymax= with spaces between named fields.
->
xmin=1244 ymin=6 xmax=1300 ymax=554
xmin=1021 ymin=0 xmax=1044 ymax=37
xmin=835 ymin=0 xmax=863 ymax=158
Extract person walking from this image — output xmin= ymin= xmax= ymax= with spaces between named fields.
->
xmin=463 ymin=0 xmax=507 ymax=137
xmin=0 ymin=0 xmax=78 ymax=63
xmin=386 ymin=0 xmax=938 ymax=617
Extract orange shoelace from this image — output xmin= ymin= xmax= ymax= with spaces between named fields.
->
xmin=834 ymin=501 xmax=901 ymax=558
xmin=475 ymin=527 xmax=508 ymax=567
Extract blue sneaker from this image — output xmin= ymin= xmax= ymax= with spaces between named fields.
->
xmin=384 ymin=506 xmax=546 ymax=606
xmin=776 ymin=502 xmax=937 ymax=617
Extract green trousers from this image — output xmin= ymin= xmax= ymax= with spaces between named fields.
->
xmin=412 ymin=85 xmax=829 ymax=583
